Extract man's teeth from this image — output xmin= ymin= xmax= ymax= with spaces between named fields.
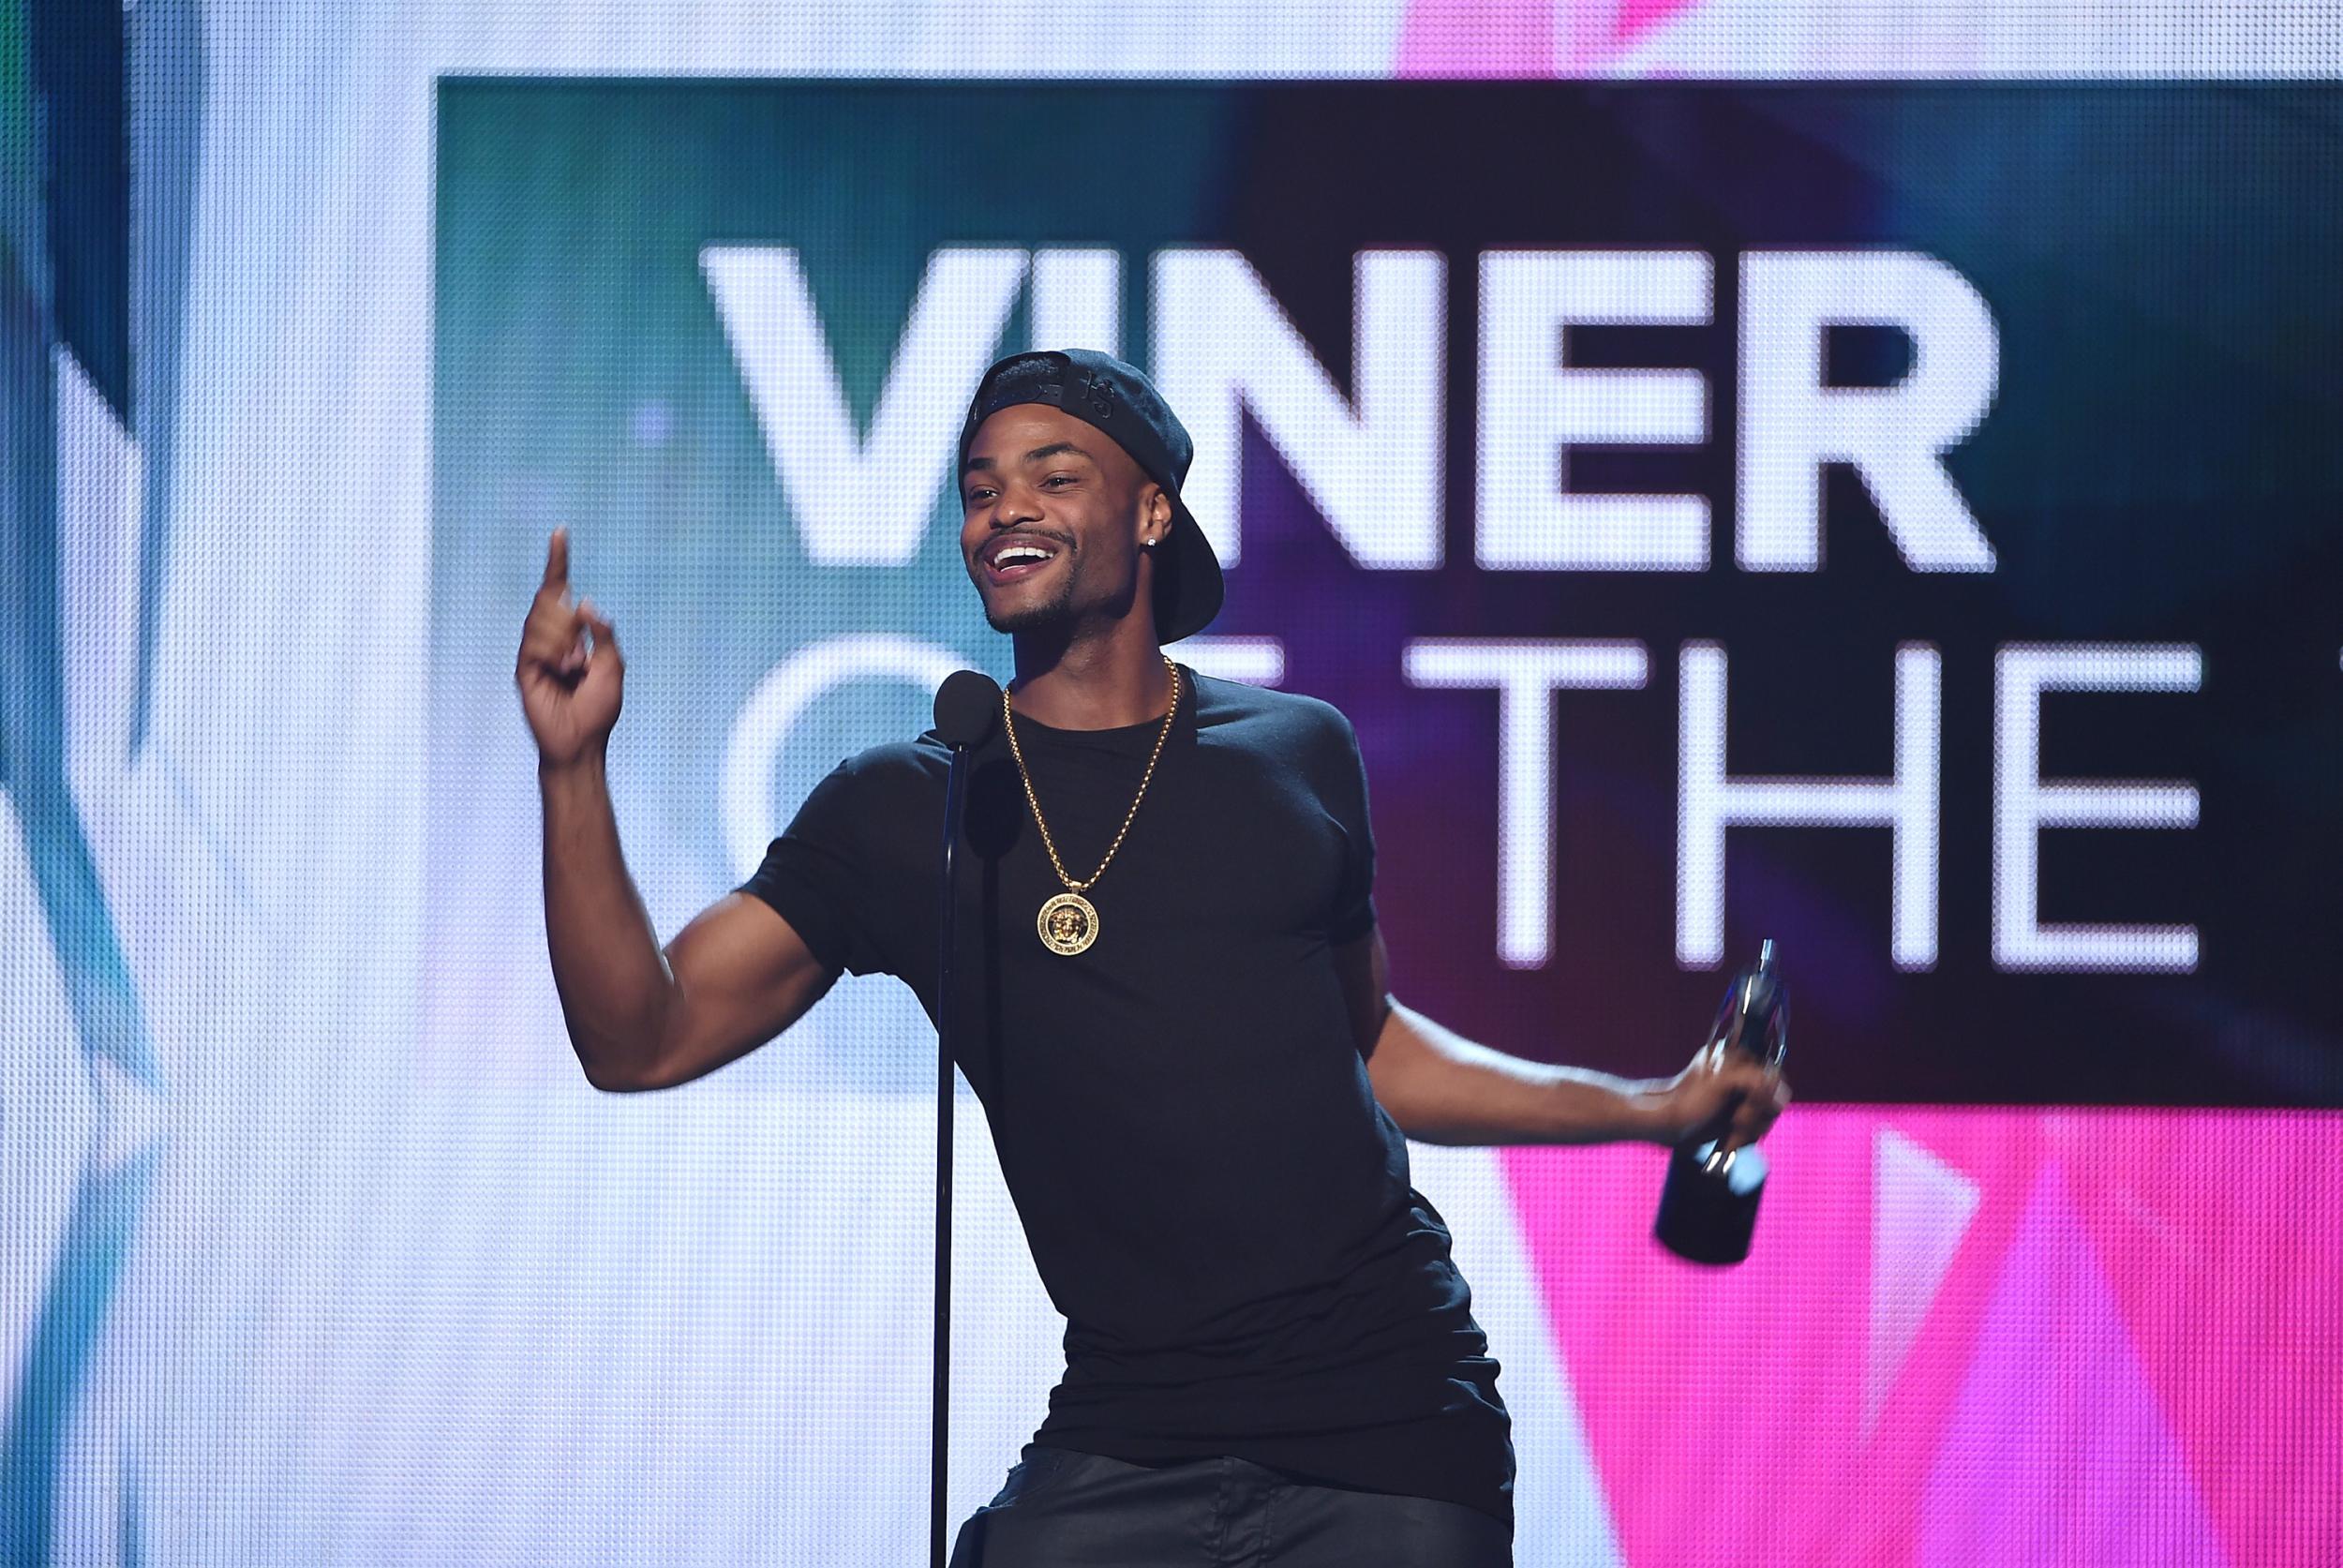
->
xmin=995 ymin=545 xmax=1052 ymax=567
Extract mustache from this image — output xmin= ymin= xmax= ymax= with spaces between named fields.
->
xmin=973 ymin=529 xmax=1075 ymax=557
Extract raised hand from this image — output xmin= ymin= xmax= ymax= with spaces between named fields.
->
xmin=515 ymin=528 xmax=624 ymax=768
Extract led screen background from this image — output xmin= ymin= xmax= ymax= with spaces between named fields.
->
xmin=9 ymin=6 xmax=2343 ymax=1567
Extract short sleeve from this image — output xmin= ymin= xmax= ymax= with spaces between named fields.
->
xmin=737 ymin=757 xmax=890 ymax=978
xmin=1323 ymin=709 xmax=1379 ymax=945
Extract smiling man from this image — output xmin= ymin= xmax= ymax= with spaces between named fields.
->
xmin=519 ymin=349 xmax=1788 ymax=1567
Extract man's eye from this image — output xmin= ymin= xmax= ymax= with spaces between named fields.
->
xmin=1042 ymin=474 xmax=1076 ymax=487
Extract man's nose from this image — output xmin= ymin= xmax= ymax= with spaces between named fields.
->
xmin=992 ymin=483 xmax=1044 ymax=525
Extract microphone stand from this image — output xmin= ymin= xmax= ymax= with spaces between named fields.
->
xmin=933 ymin=740 xmax=967 ymax=1568
xmin=928 ymin=669 xmax=998 ymax=1568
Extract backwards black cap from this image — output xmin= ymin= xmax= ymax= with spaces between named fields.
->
xmin=958 ymin=349 xmax=1225 ymax=644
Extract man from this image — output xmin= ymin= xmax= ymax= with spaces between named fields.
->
xmin=518 ymin=350 xmax=1788 ymax=1566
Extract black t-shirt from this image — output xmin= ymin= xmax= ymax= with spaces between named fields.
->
xmin=739 ymin=665 xmax=1515 ymax=1527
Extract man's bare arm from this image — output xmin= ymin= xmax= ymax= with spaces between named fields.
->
xmin=1334 ymin=925 xmax=1787 ymax=1150
xmin=523 ymin=527 xmax=838 ymax=1092
xmin=541 ymin=761 xmax=838 ymax=1091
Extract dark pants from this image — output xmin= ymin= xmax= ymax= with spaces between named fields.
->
xmin=948 ymin=1445 xmax=1515 ymax=1568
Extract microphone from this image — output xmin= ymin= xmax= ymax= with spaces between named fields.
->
xmin=934 ymin=668 xmax=1002 ymax=751
xmin=927 ymin=665 xmax=997 ymax=1567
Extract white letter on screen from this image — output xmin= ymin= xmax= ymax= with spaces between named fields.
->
xmin=1677 ymin=642 xmax=1942 ymax=969
xmin=1992 ymin=645 xmax=2201 ymax=972
xmin=701 ymin=246 xmax=1027 ymax=567
xmin=1478 ymin=250 xmax=1712 ymax=571
xmin=1152 ymin=248 xmax=1445 ymax=571
xmin=1404 ymin=638 xmax=1651 ymax=968
xmin=723 ymin=634 xmax=973 ymax=877
xmin=1739 ymin=251 xmax=1999 ymax=573
xmin=1030 ymin=248 xmax=1120 ymax=357
xmin=1176 ymin=636 xmax=1286 ymax=687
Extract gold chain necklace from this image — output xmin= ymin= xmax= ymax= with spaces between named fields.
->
xmin=1002 ymin=654 xmax=1181 ymax=956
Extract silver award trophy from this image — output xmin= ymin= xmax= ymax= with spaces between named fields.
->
xmin=1654 ymin=939 xmax=1788 ymax=1265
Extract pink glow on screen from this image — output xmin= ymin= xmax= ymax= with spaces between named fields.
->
xmin=1396 ymin=0 xmax=1701 ymax=75
xmin=1502 ymin=1107 xmax=2343 ymax=1566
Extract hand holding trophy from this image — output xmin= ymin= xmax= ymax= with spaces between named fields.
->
xmin=1654 ymin=939 xmax=1790 ymax=1265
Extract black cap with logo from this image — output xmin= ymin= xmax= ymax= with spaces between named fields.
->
xmin=959 ymin=349 xmax=1225 ymax=644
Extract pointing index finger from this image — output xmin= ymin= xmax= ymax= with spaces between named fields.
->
xmin=543 ymin=527 xmax=570 ymax=592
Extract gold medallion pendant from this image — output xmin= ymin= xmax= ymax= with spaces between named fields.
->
xmin=1003 ymin=654 xmax=1182 ymax=959
xmin=1036 ymin=891 xmax=1100 ymax=956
